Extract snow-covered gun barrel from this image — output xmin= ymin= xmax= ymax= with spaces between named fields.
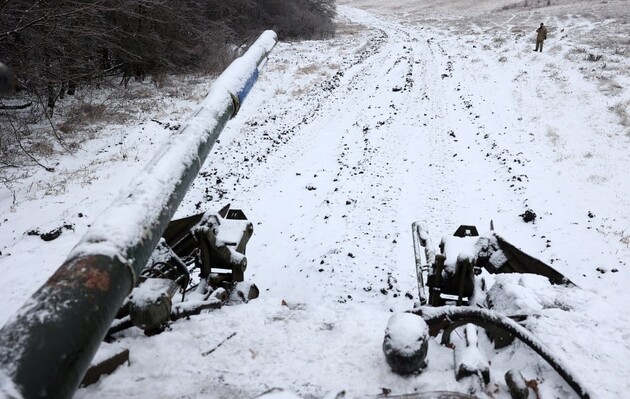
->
xmin=0 ymin=30 xmax=277 ymax=399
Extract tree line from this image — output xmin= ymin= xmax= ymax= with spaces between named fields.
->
xmin=0 ymin=0 xmax=335 ymax=178
xmin=0 ymin=0 xmax=335 ymax=113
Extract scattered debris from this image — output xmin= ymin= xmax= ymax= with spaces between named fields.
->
xmin=201 ymin=332 xmax=237 ymax=357
xmin=26 ymin=224 xmax=74 ymax=241
xmin=519 ymin=209 xmax=537 ymax=223
xmin=106 ymin=204 xmax=257 ymax=337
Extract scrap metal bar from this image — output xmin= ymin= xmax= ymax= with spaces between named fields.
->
xmin=411 ymin=221 xmax=435 ymax=305
xmin=0 ymin=30 xmax=277 ymax=399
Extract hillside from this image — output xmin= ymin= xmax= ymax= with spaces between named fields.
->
xmin=1 ymin=1 xmax=629 ymax=398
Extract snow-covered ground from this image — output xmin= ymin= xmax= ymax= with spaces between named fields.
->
xmin=1 ymin=0 xmax=629 ymax=398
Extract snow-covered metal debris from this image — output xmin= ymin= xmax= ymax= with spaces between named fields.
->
xmin=383 ymin=312 xmax=429 ymax=375
xmin=390 ymin=223 xmax=593 ymax=398
xmin=108 ymin=204 xmax=258 ymax=337
xmin=413 ymin=306 xmax=593 ymax=399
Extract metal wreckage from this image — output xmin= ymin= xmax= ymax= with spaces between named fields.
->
xmin=252 ymin=222 xmax=591 ymax=399
xmin=101 ymin=218 xmax=592 ymax=399
xmin=380 ymin=222 xmax=591 ymax=399
xmin=83 ymin=217 xmax=592 ymax=399
xmin=105 ymin=204 xmax=257 ymax=339
xmin=82 ymin=204 xmax=259 ymax=387
xmin=0 ymin=28 xmax=592 ymax=399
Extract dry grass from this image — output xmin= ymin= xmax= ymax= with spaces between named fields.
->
xmin=296 ymin=64 xmax=322 ymax=75
xmin=564 ymin=46 xmax=588 ymax=62
xmin=27 ymin=141 xmax=55 ymax=156
xmin=546 ymin=128 xmax=562 ymax=146
xmin=610 ymin=100 xmax=629 ymax=128
xmin=587 ymin=174 xmax=608 ymax=184
xmin=271 ymin=62 xmax=289 ymax=73
xmin=58 ymin=103 xmax=108 ymax=134
xmin=335 ymin=21 xmax=369 ymax=37
xmin=492 ymin=36 xmax=508 ymax=47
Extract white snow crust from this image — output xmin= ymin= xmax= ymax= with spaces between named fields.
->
xmin=385 ymin=313 xmax=428 ymax=356
xmin=129 ymin=278 xmax=174 ymax=307
xmin=440 ymin=236 xmax=479 ymax=272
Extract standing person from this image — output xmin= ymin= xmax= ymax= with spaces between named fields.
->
xmin=534 ymin=23 xmax=548 ymax=52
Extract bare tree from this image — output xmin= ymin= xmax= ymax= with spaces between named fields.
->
xmin=0 ymin=0 xmax=337 ymax=176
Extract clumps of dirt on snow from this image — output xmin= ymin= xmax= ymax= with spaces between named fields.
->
xmin=26 ymin=223 xmax=75 ymax=241
xmin=519 ymin=209 xmax=537 ymax=223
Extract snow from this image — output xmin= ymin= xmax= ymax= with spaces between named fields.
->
xmin=0 ymin=370 xmax=22 ymax=399
xmin=385 ymin=313 xmax=428 ymax=356
xmin=1 ymin=0 xmax=630 ymax=398
xmin=453 ymin=325 xmax=490 ymax=384
xmin=440 ymin=236 xmax=479 ymax=272
xmin=89 ymin=342 xmax=128 ymax=368
xmin=486 ymin=274 xmax=565 ymax=314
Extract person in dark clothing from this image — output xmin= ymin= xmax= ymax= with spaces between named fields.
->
xmin=534 ymin=23 xmax=548 ymax=52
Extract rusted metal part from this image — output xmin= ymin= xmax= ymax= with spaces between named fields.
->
xmin=505 ymin=369 xmax=530 ymax=399
xmin=0 ymin=31 xmax=277 ymax=399
xmin=0 ymin=254 xmax=133 ymax=399
xmin=80 ymin=348 xmax=130 ymax=388
xmin=47 ymin=257 xmax=115 ymax=292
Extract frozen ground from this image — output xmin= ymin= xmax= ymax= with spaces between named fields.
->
xmin=1 ymin=0 xmax=629 ymax=398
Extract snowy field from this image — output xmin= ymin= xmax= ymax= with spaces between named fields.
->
xmin=1 ymin=0 xmax=630 ymax=398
